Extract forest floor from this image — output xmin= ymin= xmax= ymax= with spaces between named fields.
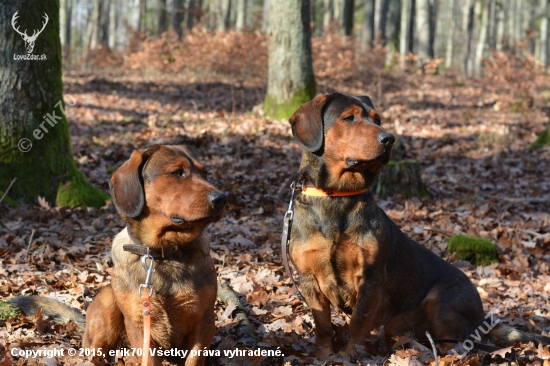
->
xmin=1 ymin=32 xmax=550 ymax=366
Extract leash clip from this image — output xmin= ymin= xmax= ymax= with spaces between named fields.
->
xmin=139 ymin=251 xmax=155 ymax=297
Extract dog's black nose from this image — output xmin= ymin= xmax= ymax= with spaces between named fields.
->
xmin=208 ymin=192 xmax=227 ymax=209
xmin=377 ymin=132 xmax=395 ymax=146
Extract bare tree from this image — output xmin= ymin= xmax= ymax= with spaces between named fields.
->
xmin=173 ymin=0 xmax=184 ymax=38
xmin=156 ymin=0 xmax=168 ymax=36
xmin=474 ymin=0 xmax=489 ymax=76
xmin=342 ymin=0 xmax=354 ymax=35
xmin=235 ymin=0 xmax=246 ymax=31
xmin=187 ymin=0 xmax=196 ymax=29
xmin=415 ymin=0 xmax=431 ymax=61
xmin=399 ymin=0 xmax=410 ymax=67
xmin=540 ymin=0 xmax=549 ymax=66
xmin=323 ymin=0 xmax=333 ymax=30
xmin=108 ymin=0 xmax=117 ymax=48
xmin=217 ymin=0 xmax=231 ymax=31
xmin=361 ymin=0 xmax=375 ymax=49
xmin=60 ymin=0 xmax=72 ymax=47
xmin=263 ymin=0 xmax=316 ymax=119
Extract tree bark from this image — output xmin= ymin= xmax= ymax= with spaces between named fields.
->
xmin=444 ymin=0 xmax=455 ymax=68
xmin=235 ymin=0 xmax=246 ymax=31
xmin=0 ymin=0 xmax=109 ymax=207
xmin=415 ymin=0 xmax=431 ymax=60
xmin=374 ymin=0 xmax=389 ymax=43
xmin=540 ymin=0 xmax=549 ymax=66
xmin=156 ymin=0 xmax=168 ymax=36
xmin=474 ymin=0 xmax=489 ymax=77
xmin=263 ymin=0 xmax=316 ymax=119
xmin=399 ymin=0 xmax=410 ymax=67
xmin=495 ymin=0 xmax=504 ymax=50
xmin=342 ymin=0 xmax=354 ymax=35
xmin=217 ymin=0 xmax=231 ymax=31
xmin=323 ymin=0 xmax=333 ymax=30
xmin=59 ymin=0 xmax=71 ymax=47
xmin=461 ymin=0 xmax=473 ymax=72
xmin=131 ymin=0 xmax=142 ymax=31
xmin=89 ymin=0 xmax=101 ymax=50
xmin=361 ymin=0 xmax=375 ymax=49
xmin=108 ymin=0 xmax=117 ymax=48
xmin=187 ymin=0 xmax=196 ymax=29
xmin=385 ymin=0 xmax=401 ymax=67
xmin=172 ymin=0 xmax=184 ymax=38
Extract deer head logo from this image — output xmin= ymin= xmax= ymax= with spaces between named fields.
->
xmin=12 ymin=11 xmax=49 ymax=54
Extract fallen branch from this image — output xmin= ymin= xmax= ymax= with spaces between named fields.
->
xmin=217 ymin=281 xmax=258 ymax=347
xmin=503 ymin=197 xmax=549 ymax=203
xmin=0 ymin=177 xmax=17 ymax=205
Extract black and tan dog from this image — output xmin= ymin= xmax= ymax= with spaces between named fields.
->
xmin=9 ymin=145 xmax=226 ymax=366
xmin=286 ymin=92 xmax=549 ymax=357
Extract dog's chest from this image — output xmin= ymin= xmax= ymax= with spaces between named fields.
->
xmin=290 ymin=230 xmax=380 ymax=311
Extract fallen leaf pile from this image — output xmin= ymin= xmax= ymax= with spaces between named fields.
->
xmin=1 ymin=32 xmax=549 ymax=365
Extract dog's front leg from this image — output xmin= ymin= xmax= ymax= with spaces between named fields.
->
xmin=301 ymin=276 xmax=334 ymax=358
xmin=341 ymin=282 xmax=383 ymax=357
xmin=183 ymin=310 xmax=216 ymax=366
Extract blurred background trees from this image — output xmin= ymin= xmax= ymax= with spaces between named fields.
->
xmin=58 ymin=0 xmax=550 ymax=72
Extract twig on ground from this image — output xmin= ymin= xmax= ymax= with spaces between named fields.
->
xmin=504 ymin=196 xmax=549 ymax=203
xmin=425 ymin=331 xmax=439 ymax=366
xmin=22 ymin=229 xmax=36 ymax=263
xmin=423 ymin=226 xmax=458 ymax=237
xmin=217 ymin=281 xmax=258 ymax=347
xmin=0 ymin=177 xmax=17 ymax=205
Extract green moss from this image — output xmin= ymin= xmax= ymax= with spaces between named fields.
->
xmin=447 ymin=234 xmax=498 ymax=266
xmin=56 ymin=166 xmax=110 ymax=209
xmin=263 ymin=80 xmax=316 ymax=120
xmin=0 ymin=301 xmax=19 ymax=320
xmin=531 ymin=124 xmax=549 ymax=150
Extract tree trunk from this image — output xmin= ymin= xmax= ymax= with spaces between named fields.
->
xmin=217 ymin=0 xmax=231 ymax=31
xmin=385 ymin=0 xmax=401 ymax=67
xmin=263 ymin=0 xmax=316 ymax=119
xmin=187 ymin=0 xmax=196 ymax=29
xmin=540 ymin=0 xmax=549 ymax=66
xmin=0 ymin=0 xmax=109 ymax=207
xmin=323 ymin=0 xmax=333 ymax=30
xmin=461 ymin=0 xmax=473 ymax=72
xmin=108 ymin=0 xmax=117 ymax=48
xmin=374 ymin=0 xmax=388 ymax=43
xmin=235 ymin=0 xmax=246 ymax=31
xmin=342 ymin=0 xmax=354 ymax=35
xmin=156 ymin=0 xmax=167 ymax=36
xmin=361 ymin=0 xmax=375 ymax=49
xmin=172 ymin=0 xmax=184 ymax=38
xmin=374 ymin=138 xmax=428 ymax=198
xmin=399 ymin=0 xmax=410 ymax=67
xmin=494 ymin=0 xmax=504 ymax=50
xmin=415 ymin=0 xmax=431 ymax=61
xmin=474 ymin=0 xmax=489 ymax=76
xmin=131 ymin=0 xmax=142 ymax=31
xmin=466 ymin=0 xmax=479 ymax=77
xmin=59 ymin=0 xmax=71 ymax=47
xmin=89 ymin=0 xmax=101 ymax=50
xmin=444 ymin=0 xmax=455 ymax=68
xmin=100 ymin=0 xmax=110 ymax=45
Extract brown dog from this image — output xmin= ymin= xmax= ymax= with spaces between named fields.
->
xmin=286 ymin=93 xmax=549 ymax=357
xmin=82 ymin=144 xmax=226 ymax=365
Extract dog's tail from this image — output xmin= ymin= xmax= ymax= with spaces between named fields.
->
xmin=7 ymin=296 xmax=85 ymax=331
xmin=488 ymin=323 xmax=550 ymax=346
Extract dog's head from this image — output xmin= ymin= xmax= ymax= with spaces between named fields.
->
xmin=289 ymin=93 xmax=394 ymax=190
xmin=110 ymin=145 xmax=226 ymax=247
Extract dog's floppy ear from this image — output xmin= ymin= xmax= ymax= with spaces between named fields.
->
xmin=289 ymin=94 xmax=328 ymax=153
xmin=109 ymin=146 xmax=160 ymax=218
xmin=355 ymin=95 xmax=381 ymax=125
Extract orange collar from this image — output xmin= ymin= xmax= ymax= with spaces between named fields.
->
xmin=301 ymin=185 xmax=368 ymax=197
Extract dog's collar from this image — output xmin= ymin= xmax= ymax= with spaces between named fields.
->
xmin=301 ymin=185 xmax=368 ymax=197
xmin=122 ymin=225 xmax=178 ymax=259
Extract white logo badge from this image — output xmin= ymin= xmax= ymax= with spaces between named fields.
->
xmin=12 ymin=10 xmax=48 ymax=60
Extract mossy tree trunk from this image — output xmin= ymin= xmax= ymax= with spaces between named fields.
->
xmin=263 ymin=0 xmax=316 ymax=120
xmin=0 ymin=0 xmax=109 ymax=208
xmin=374 ymin=137 xmax=429 ymax=198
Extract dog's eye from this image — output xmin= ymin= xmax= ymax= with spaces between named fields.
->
xmin=170 ymin=169 xmax=185 ymax=177
xmin=343 ymin=115 xmax=356 ymax=122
